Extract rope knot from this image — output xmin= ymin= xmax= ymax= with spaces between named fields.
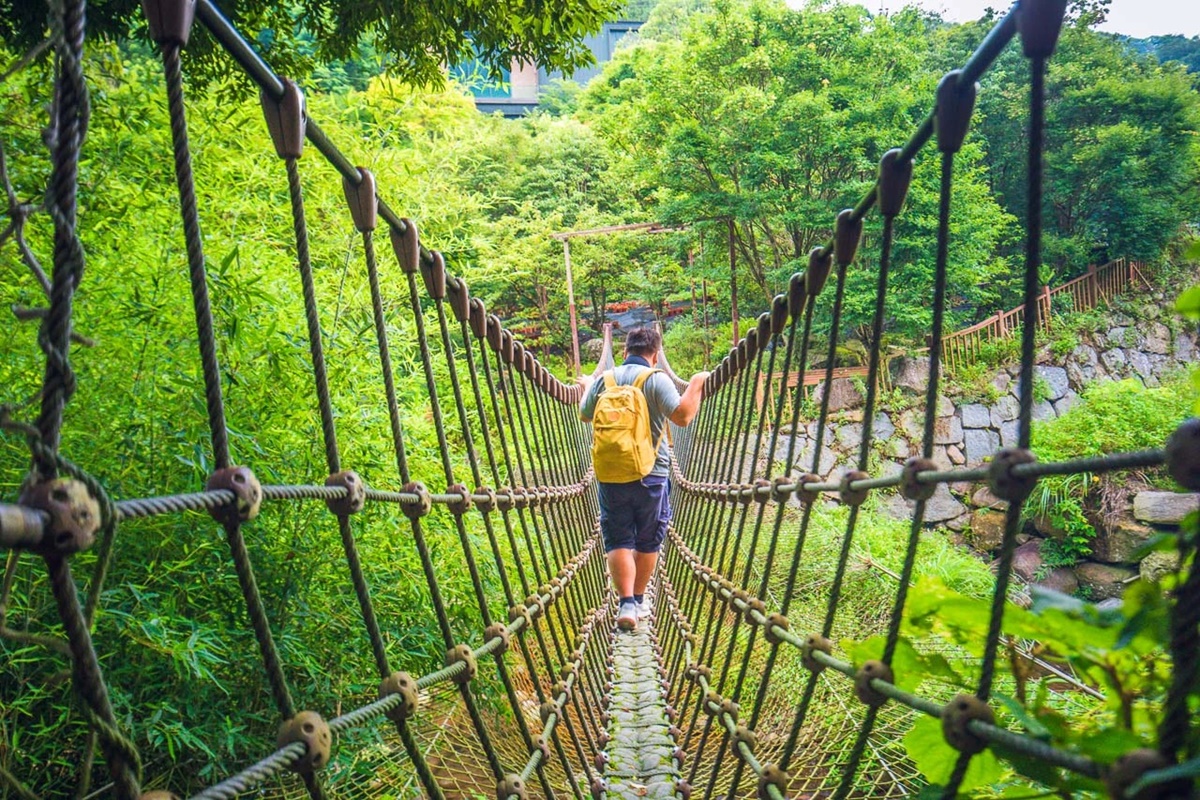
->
xmin=19 ymin=476 xmax=99 ymax=555
xmin=205 ymin=467 xmax=262 ymax=526
xmin=324 ymin=470 xmax=365 ymax=516
xmin=276 ymin=711 xmax=331 ymax=774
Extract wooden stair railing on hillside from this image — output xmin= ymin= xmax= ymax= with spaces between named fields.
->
xmin=941 ymin=257 xmax=1150 ymax=372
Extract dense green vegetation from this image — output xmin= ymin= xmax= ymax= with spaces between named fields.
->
xmin=1 ymin=0 xmax=1198 ymax=795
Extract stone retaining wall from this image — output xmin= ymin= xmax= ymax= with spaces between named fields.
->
xmin=745 ymin=310 xmax=1198 ymax=599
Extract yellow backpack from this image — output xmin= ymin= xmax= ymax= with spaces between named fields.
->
xmin=591 ymin=368 xmax=666 ymax=483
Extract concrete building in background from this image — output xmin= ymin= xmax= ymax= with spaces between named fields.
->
xmin=456 ymin=20 xmax=643 ymax=116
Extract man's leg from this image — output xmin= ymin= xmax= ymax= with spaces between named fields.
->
xmin=632 ymin=475 xmax=670 ymax=617
xmin=607 ymin=548 xmax=636 ymax=598
xmin=633 ymin=551 xmax=658 ymax=596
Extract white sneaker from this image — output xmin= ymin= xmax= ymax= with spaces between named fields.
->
xmin=616 ymin=600 xmax=638 ymax=631
xmin=637 ymin=597 xmax=653 ymax=620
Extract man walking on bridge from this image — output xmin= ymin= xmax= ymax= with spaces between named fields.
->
xmin=579 ymin=326 xmax=708 ymax=630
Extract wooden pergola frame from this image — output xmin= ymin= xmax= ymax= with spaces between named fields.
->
xmin=550 ymin=222 xmax=687 ymax=376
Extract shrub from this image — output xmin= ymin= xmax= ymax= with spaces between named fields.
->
xmin=1024 ymin=377 xmax=1191 ymax=564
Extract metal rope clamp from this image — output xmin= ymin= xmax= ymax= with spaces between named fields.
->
xmin=399 ymin=482 xmax=431 ymax=520
xmin=445 ymin=483 xmax=473 ymax=516
xmin=205 ymin=466 xmax=262 ymax=526
xmin=497 ymin=774 xmax=527 ymax=800
xmin=834 ymin=208 xmax=863 ymax=267
xmin=343 ymin=168 xmax=377 ymax=233
xmin=1165 ymin=417 xmax=1200 ymax=491
xmin=795 ymin=473 xmax=822 ymax=506
xmin=752 ymin=478 xmax=772 ymax=504
xmin=508 ymin=604 xmax=533 ymax=631
xmin=390 ymin=219 xmax=421 ymax=274
xmin=934 ymin=70 xmax=979 ymax=155
xmin=941 ymin=693 xmax=994 ymax=755
xmin=770 ymin=293 xmax=789 ymax=336
xmin=446 ymin=277 xmax=470 ymax=322
xmin=1104 ymin=748 xmax=1189 ymax=800
xmin=378 ymin=671 xmax=420 ymax=722
xmin=989 ymin=448 xmax=1038 ymax=503
xmin=551 ymin=679 xmax=570 ymax=703
xmin=686 ymin=663 xmax=712 ymax=683
xmin=1016 ymin=0 xmax=1069 ymax=59
xmin=877 ymin=148 xmax=914 ymax=218
xmin=900 ymin=457 xmax=937 ymax=502
xmin=534 ymin=734 xmax=552 ymax=763
xmin=755 ymin=313 xmax=772 ymax=351
xmin=485 ymin=315 xmax=504 ymax=353
xmin=854 ymin=660 xmax=894 ymax=708
xmin=421 ymin=251 xmax=447 ymax=300
xmin=484 ymin=622 xmax=511 ymax=654
xmin=324 ymin=470 xmax=365 ymax=516
xmin=839 ymin=469 xmax=871 ymax=507
xmin=511 ymin=486 xmax=531 ymax=510
xmin=744 ymin=596 xmax=767 ymax=625
xmin=142 ymin=0 xmax=196 ymax=46
xmin=260 ymin=79 xmax=305 ymax=160
xmin=445 ymin=643 xmax=478 ymax=685
xmin=720 ymin=697 xmax=740 ymax=722
xmin=19 ymin=478 xmax=100 ymax=555
xmin=770 ymin=476 xmax=793 ymax=505
xmin=801 ymin=634 xmax=833 ymax=674
xmin=806 ymin=247 xmax=833 ymax=298
xmin=732 ymin=725 xmax=758 ymax=760
xmin=758 ymin=764 xmax=790 ymax=800
xmin=788 ymin=271 xmax=808 ymax=321
xmin=468 ymin=298 xmax=489 ymax=340
xmin=703 ymin=690 xmax=723 ymax=716
xmin=539 ymin=699 xmax=558 ymax=725
xmin=591 ymin=777 xmax=607 ymax=800
xmin=763 ymin=612 xmax=790 ymax=645
xmin=474 ymin=486 xmax=498 ymax=513
xmin=525 ymin=592 xmax=546 ymax=618
xmin=276 ymin=710 xmax=331 ymax=773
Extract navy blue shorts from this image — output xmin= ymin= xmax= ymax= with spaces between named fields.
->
xmin=598 ymin=475 xmax=671 ymax=553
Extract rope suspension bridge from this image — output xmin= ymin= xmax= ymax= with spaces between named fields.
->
xmin=1 ymin=0 xmax=1198 ymax=798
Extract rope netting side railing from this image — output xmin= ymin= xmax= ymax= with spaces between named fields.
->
xmin=0 ymin=1 xmax=620 ymax=798
xmin=652 ymin=1 xmax=1200 ymax=799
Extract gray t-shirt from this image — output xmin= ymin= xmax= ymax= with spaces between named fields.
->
xmin=580 ymin=362 xmax=682 ymax=477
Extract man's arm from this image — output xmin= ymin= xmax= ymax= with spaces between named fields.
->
xmin=668 ymin=372 xmax=710 ymax=427
xmin=578 ymin=374 xmax=597 ymax=422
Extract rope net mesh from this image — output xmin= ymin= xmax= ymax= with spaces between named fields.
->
xmin=0 ymin=0 xmax=1197 ymax=799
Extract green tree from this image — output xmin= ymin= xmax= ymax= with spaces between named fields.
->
xmin=957 ymin=18 xmax=1200 ymax=273
xmin=580 ymin=0 xmax=1017 ymax=339
xmin=1 ymin=0 xmax=624 ymax=89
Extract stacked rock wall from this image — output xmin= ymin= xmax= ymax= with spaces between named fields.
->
xmin=742 ymin=309 xmax=1198 ymax=598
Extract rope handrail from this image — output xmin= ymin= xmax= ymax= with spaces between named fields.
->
xmin=665 ymin=528 xmax=1108 ymax=779
xmin=190 ymin=535 xmax=601 ymax=799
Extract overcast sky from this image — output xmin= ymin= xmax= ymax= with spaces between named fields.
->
xmin=869 ymin=0 xmax=1200 ymax=38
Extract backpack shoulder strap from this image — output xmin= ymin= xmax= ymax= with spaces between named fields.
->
xmin=632 ymin=368 xmax=661 ymax=391
xmin=602 ymin=370 xmax=617 ymax=391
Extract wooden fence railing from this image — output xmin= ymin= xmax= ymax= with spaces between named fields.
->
xmin=941 ymin=257 xmax=1149 ymax=372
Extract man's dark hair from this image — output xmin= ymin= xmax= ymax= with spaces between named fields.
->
xmin=624 ymin=326 xmax=661 ymax=357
